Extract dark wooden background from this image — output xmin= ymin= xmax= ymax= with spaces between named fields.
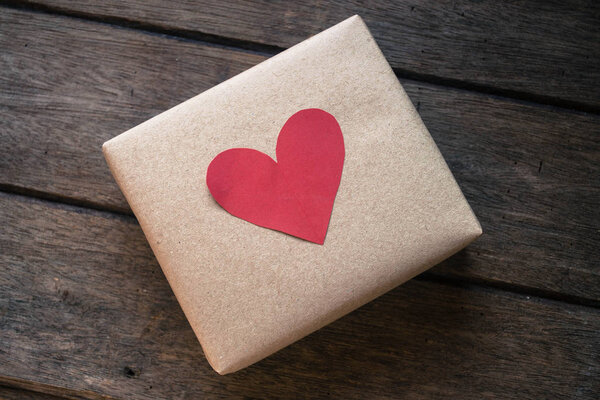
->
xmin=1 ymin=1 xmax=599 ymax=399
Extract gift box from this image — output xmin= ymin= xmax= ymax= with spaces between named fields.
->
xmin=103 ymin=15 xmax=481 ymax=374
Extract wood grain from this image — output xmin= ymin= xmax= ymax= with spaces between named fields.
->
xmin=0 ymin=385 xmax=68 ymax=400
xmin=1 ymin=191 xmax=599 ymax=399
xmin=1 ymin=8 xmax=598 ymax=303
xmin=13 ymin=0 xmax=600 ymax=110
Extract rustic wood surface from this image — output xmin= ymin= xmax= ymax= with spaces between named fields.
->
xmin=0 ymin=1 xmax=598 ymax=399
xmin=1 ymin=192 xmax=599 ymax=399
xmin=0 ymin=384 xmax=68 ymax=400
xmin=1 ymin=8 xmax=598 ymax=304
xmin=10 ymin=0 xmax=600 ymax=111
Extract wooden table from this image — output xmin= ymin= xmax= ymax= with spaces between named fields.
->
xmin=1 ymin=1 xmax=598 ymax=399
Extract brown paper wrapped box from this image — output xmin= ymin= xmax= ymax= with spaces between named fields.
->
xmin=103 ymin=15 xmax=481 ymax=374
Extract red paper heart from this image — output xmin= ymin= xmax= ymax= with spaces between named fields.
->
xmin=206 ymin=109 xmax=345 ymax=244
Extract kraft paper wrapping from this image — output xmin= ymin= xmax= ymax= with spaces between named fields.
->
xmin=103 ymin=15 xmax=482 ymax=374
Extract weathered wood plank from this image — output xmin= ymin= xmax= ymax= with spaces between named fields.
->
xmin=1 ymin=8 xmax=598 ymax=303
xmin=0 ymin=384 xmax=68 ymax=400
xmin=17 ymin=0 xmax=600 ymax=110
xmin=0 ymin=7 xmax=264 ymax=211
xmin=1 ymin=192 xmax=598 ymax=399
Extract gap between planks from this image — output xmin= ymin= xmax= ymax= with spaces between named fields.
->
xmin=0 ymin=377 xmax=115 ymax=400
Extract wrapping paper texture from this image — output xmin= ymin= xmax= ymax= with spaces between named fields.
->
xmin=103 ymin=15 xmax=482 ymax=374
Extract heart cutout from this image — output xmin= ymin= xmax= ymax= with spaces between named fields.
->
xmin=206 ymin=108 xmax=345 ymax=244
